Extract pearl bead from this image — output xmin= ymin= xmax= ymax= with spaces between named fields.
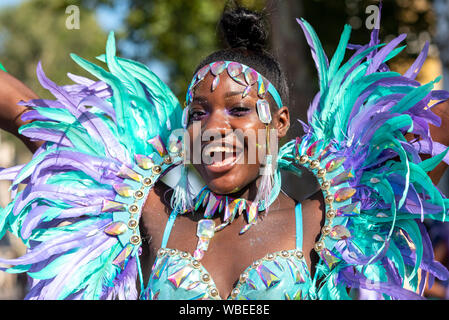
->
xmin=325 ymin=194 xmax=334 ymax=204
xmin=295 ymin=250 xmax=304 ymax=259
xmin=130 ymin=235 xmax=141 ymax=245
xmin=326 ymin=209 xmax=336 ymax=219
xmin=202 ymin=274 xmax=211 ymax=282
xmin=128 ymin=219 xmax=138 ymax=229
xmin=281 ymin=250 xmax=290 ymax=258
xmin=134 ymin=190 xmax=144 ymax=199
xmin=310 ymin=160 xmax=320 ymax=169
xmin=231 ymin=288 xmax=240 ymax=298
xmin=321 ymin=181 xmax=331 ymax=190
xmin=314 ymin=241 xmax=324 ymax=252
xmin=317 ymin=168 xmax=326 ymax=178
xmin=209 ymin=288 xmax=219 ymax=297
xmin=152 ymin=165 xmax=162 ymax=175
xmin=322 ymin=225 xmax=331 ymax=235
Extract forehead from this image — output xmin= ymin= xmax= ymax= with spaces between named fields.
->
xmin=192 ymin=72 xmax=259 ymax=100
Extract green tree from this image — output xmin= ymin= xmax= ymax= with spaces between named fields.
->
xmin=0 ymin=0 xmax=108 ymax=99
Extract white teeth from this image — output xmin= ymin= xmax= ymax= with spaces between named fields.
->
xmin=204 ymin=145 xmax=234 ymax=154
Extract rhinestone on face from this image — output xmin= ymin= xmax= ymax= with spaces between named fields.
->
xmin=252 ymin=260 xmax=261 ymax=268
xmin=152 ymin=165 xmax=162 ymax=175
xmin=130 ymin=235 xmax=141 ymax=245
xmin=157 ymin=248 xmax=166 ymax=257
xmin=129 ymin=204 xmax=139 ymax=214
xmin=163 ymin=156 xmax=173 ymax=165
xmin=128 ymin=219 xmax=138 ymax=229
xmin=191 ymin=260 xmax=201 ymax=269
xmin=181 ymin=252 xmax=189 ymax=259
xmin=227 ymin=62 xmax=243 ymax=77
xmin=325 ymin=195 xmax=334 ymax=204
xmin=210 ymin=61 xmax=226 ymax=76
xmin=169 ymin=249 xmax=177 ymax=256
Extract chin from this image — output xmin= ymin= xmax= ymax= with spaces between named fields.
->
xmin=201 ymin=166 xmax=259 ymax=196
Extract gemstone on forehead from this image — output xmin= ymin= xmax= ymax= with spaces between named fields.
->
xmin=257 ymin=76 xmax=270 ymax=99
xmin=244 ymin=68 xmax=259 ymax=86
xmin=256 ymin=99 xmax=272 ymax=124
xmin=211 ymin=76 xmax=220 ymax=91
xmin=242 ymin=85 xmax=252 ymax=98
xmin=210 ymin=61 xmax=226 ymax=76
xmin=197 ymin=64 xmax=210 ymax=80
xmin=227 ymin=62 xmax=243 ymax=77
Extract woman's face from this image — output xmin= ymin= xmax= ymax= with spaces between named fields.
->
xmin=186 ymin=71 xmax=290 ymax=195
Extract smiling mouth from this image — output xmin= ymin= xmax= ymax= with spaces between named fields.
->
xmin=202 ymin=142 xmax=244 ymax=173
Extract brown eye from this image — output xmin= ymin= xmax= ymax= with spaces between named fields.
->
xmin=229 ymin=105 xmax=251 ymax=117
xmin=189 ymin=109 xmax=207 ymax=121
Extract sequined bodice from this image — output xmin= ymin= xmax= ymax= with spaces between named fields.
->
xmin=141 ymin=203 xmax=316 ymax=300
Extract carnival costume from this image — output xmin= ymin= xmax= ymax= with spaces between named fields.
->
xmin=0 ymin=17 xmax=448 ymax=300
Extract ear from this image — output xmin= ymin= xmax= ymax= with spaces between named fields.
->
xmin=273 ymin=106 xmax=290 ymax=138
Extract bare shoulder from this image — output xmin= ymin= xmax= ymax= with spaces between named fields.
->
xmin=140 ymin=181 xmax=172 ymax=245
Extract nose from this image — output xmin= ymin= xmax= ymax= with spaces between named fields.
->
xmin=202 ymin=108 xmax=232 ymax=140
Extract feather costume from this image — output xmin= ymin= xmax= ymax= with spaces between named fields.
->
xmin=0 ymin=18 xmax=448 ymax=300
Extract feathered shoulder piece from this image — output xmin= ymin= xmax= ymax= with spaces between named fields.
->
xmin=278 ymin=18 xmax=449 ymax=299
xmin=0 ymin=32 xmax=184 ymax=299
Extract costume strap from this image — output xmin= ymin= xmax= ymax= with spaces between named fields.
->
xmin=295 ymin=202 xmax=303 ymax=250
xmin=161 ymin=208 xmax=179 ymax=248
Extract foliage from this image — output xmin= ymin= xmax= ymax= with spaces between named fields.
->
xmin=0 ymin=0 xmax=108 ymax=99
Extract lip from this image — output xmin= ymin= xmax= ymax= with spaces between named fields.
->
xmin=202 ymin=141 xmax=244 ymax=174
xmin=204 ymin=152 xmax=243 ymax=173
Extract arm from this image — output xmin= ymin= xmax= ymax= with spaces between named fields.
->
xmin=0 ymin=69 xmax=43 ymax=153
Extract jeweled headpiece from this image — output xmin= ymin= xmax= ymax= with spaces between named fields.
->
xmin=182 ymin=61 xmax=283 ymax=127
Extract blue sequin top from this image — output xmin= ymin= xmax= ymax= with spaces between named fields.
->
xmin=140 ymin=203 xmax=317 ymax=300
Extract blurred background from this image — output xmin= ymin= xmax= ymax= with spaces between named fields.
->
xmin=0 ymin=0 xmax=448 ymax=299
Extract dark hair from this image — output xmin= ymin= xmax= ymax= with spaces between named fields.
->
xmin=193 ymin=5 xmax=289 ymax=107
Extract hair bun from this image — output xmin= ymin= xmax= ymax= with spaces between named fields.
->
xmin=219 ymin=6 xmax=268 ymax=51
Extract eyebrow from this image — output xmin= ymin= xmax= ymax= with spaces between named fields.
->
xmin=224 ymin=91 xmax=245 ymax=98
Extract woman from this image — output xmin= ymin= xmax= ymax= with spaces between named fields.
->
xmin=0 ymin=5 xmax=448 ymax=300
